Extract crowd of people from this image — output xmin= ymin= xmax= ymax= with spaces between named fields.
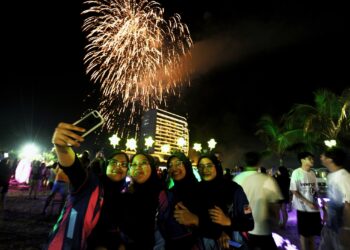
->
xmin=1 ymin=121 xmax=349 ymax=250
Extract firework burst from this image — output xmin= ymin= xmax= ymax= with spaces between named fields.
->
xmin=82 ymin=0 xmax=193 ymax=132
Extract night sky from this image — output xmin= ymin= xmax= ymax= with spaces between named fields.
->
xmin=3 ymin=1 xmax=348 ymax=164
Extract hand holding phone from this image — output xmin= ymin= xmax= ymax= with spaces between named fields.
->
xmin=73 ymin=110 xmax=105 ymax=137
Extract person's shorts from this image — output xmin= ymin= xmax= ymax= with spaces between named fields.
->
xmin=297 ymin=210 xmax=322 ymax=236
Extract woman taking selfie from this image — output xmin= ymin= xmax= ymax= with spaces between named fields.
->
xmin=46 ymin=122 xmax=129 ymax=250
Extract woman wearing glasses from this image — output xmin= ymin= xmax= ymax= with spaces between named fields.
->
xmin=87 ymin=152 xmax=130 ymax=249
xmin=195 ymin=154 xmax=254 ymax=249
xmin=47 ymin=122 xmax=129 ymax=250
xmin=119 ymin=153 xmax=162 ymax=250
xmin=157 ymin=151 xmax=201 ymax=249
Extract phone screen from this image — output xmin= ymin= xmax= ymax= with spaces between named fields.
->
xmin=73 ymin=110 xmax=104 ymax=137
xmin=228 ymin=240 xmax=242 ymax=248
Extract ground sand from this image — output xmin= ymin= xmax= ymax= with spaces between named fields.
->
xmin=0 ymin=187 xmax=56 ymax=250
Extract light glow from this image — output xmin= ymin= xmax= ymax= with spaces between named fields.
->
xmin=109 ymin=134 xmax=121 ymax=148
xmin=145 ymin=136 xmax=155 ymax=148
xmin=126 ymin=138 xmax=137 ymax=151
xmin=193 ymin=143 xmax=202 ymax=152
xmin=324 ymin=139 xmax=337 ymax=148
xmin=161 ymin=144 xmax=171 ymax=154
xmin=19 ymin=143 xmax=40 ymax=160
xmin=177 ymin=137 xmax=186 ymax=148
xmin=15 ymin=159 xmax=32 ymax=184
xmin=272 ymin=233 xmax=298 ymax=250
xmin=207 ymin=138 xmax=217 ymax=150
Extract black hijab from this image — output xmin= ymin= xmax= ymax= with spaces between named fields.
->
xmin=197 ymin=154 xmax=227 ymax=239
xmin=120 ymin=153 xmax=161 ymax=249
xmin=165 ymin=152 xmax=199 ymax=214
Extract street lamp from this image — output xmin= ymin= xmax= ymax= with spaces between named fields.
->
xmin=193 ymin=143 xmax=202 ymax=152
xmin=126 ymin=138 xmax=137 ymax=151
xmin=177 ymin=137 xmax=186 ymax=150
xmin=145 ymin=136 xmax=155 ymax=149
xmin=208 ymin=138 xmax=217 ymax=151
xmin=109 ymin=134 xmax=121 ymax=149
xmin=161 ymin=144 xmax=171 ymax=154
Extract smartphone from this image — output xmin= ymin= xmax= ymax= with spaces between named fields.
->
xmin=73 ymin=110 xmax=105 ymax=137
xmin=228 ymin=240 xmax=243 ymax=248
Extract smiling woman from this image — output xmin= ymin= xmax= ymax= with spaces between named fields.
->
xmin=119 ymin=152 xmax=162 ymax=249
xmin=129 ymin=154 xmax=152 ymax=184
xmin=106 ymin=154 xmax=129 ymax=182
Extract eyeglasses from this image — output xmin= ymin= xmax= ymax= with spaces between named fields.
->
xmin=168 ymin=161 xmax=183 ymax=169
xmin=130 ymin=161 xmax=150 ymax=169
xmin=108 ymin=159 xmax=128 ymax=168
xmin=197 ymin=163 xmax=214 ymax=171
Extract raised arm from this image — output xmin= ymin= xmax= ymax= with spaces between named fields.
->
xmin=51 ymin=122 xmax=85 ymax=167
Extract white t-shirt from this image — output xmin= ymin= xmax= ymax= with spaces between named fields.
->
xmin=327 ymin=168 xmax=350 ymax=204
xmin=326 ymin=168 xmax=350 ymax=231
xmin=290 ymin=167 xmax=319 ymax=212
xmin=234 ymin=171 xmax=283 ymax=235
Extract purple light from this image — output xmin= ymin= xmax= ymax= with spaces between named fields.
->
xmin=272 ymin=232 xmax=284 ymax=247
xmin=272 ymin=232 xmax=298 ymax=250
xmin=318 ymin=197 xmax=330 ymax=207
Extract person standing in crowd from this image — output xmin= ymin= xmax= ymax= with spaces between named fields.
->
xmin=42 ymin=162 xmax=70 ymax=215
xmin=41 ymin=163 xmax=51 ymax=192
xmin=290 ymin=152 xmax=322 ymax=250
xmin=157 ymin=151 xmax=201 ymax=249
xmin=189 ymin=154 xmax=254 ymax=249
xmin=45 ymin=163 xmax=57 ymax=191
xmin=319 ymin=147 xmax=350 ymax=250
xmin=28 ymin=160 xmax=43 ymax=199
xmin=119 ymin=152 xmax=162 ymax=250
xmin=234 ymin=151 xmax=282 ymax=250
xmin=46 ymin=122 xmax=130 ymax=249
xmin=275 ymin=166 xmax=291 ymax=229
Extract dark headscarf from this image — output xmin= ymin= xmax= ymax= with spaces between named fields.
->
xmin=100 ymin=151 xmax=129 ymax=208
xmin=156 ymin=152 xmax=200 ymax=243
xmin=129 ymin=152 xmax=161 ymax=194
xmin=120 ymin=153 xmax=162 ymax=249
xmin=101 ymin=151 xmax=129 ymax=193
xmin=88 ymin=151 xmax=129 ymax=248
xmin=167 ymin=152 xmax=197 ymax=187
xmin=197 ymin=154 xmax=224 ymax=181
xmin=166 ymin=152 xmax=198 ymax=207
xmin=197 ymin=154 xmax=228 ymax=239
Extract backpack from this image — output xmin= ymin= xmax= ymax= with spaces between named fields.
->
xmin=45 ymin=173 xmax=104 ymax=250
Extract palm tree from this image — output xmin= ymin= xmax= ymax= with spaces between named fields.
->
xmin=285 ymin=88 xmax=350 ymax=143
xmin=256 ymin=116 xmax=306 ymax=165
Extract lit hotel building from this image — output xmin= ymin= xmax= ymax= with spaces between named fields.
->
xmin=139 ymin=109 xmax=189 ymax=162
